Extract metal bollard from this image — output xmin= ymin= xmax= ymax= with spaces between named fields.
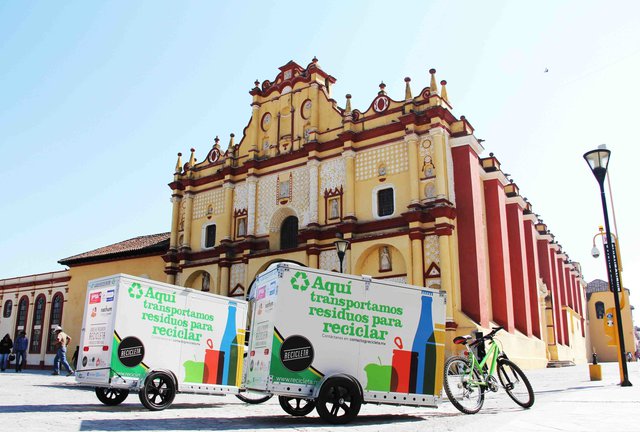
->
xmin=589 ymin=353 xmax=602 ymax=381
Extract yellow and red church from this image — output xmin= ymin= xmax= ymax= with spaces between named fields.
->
xmin=160 ymin=59 xmax=586 ymax=367
xmin=1 ymin=59 xmax=588 ymax=368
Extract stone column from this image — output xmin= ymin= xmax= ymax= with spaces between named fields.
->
xmin=219 ymin=264 xmax=230 ymax=297
xmin=343 ymin=150 xmax=356 ymax=219
xmin=405 ymin=133 xmax=420 ymax=206
xmin=410 ymin=232 xmax=424 ymax=286
xmin=430 ymin=128 xmax=449 ymax=200
xmin=246 ymin=176 xmax=258 ymax=236
xmin=181 ymin=192 xmax=194 ymax=250
xmin=308 ymin=159 xmax=319 ymax=224
xmin=223 ymin=183 xmax=235 ymax=239
xmin=169 ymin=194 xmax=182 ymax=250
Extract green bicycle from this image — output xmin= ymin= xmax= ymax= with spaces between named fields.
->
xmin=443 ymin=326 xmax=534 ymax=414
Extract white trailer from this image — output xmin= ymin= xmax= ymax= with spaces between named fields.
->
xmin=76 ymin=274 xmax=248 ymax=410
xmin=245 ymin=263 xmax=447 ymax=424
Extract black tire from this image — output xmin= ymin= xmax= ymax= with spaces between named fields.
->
xmin=138 ymin=371 xmax=177 ymax=411
xmin=497 ymin=359 xmax=534 ymax=408
xmin=236 ymin=392 xmax=273 ymax=404
xmin=443 ymin=356 xmax=485 ymax=414
xmin=95 ymin=387 xmax=129 ymax=406
xmin=316 ymin=377 xmax=362 ymax=424
xmin=278 ymin=396 xmax=316 ymax=416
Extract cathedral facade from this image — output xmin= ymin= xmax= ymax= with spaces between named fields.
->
xmin=164 ymin=59 xmax=586 ymax=367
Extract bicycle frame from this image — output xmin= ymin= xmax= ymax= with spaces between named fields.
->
xmin=466 ymin=339 xmax=501 ymax=386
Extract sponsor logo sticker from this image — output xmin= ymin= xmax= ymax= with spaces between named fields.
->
xmin=280 ymin=335 xmax=314 ymax=372
xmin=118 ymin=336 xmax=145 ymax=367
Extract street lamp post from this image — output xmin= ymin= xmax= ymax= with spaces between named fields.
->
xmin=334 ymin=238 xmax=350 ymax=273
xmin=583 ymin=148 xmax=632 ymax=387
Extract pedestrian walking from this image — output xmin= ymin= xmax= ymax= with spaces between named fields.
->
xmin=52 ymin=326 xmax=74 ymax=376
xmin=14 ymin=331 xmax=28 ymax=372
xmin=0 ymin=334 xmax=13 ymax=371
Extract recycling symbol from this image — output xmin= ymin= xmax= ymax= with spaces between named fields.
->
xmin=128 ymin=283 xmax=144 ymax=299
xmin=290 ymin=271 xmax=310 ymax=292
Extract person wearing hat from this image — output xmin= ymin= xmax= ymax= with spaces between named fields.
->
xmin=14 ymin=331 xmax=28 ymax=372
xmin=52 ymin=326 xmax=74 ymax=376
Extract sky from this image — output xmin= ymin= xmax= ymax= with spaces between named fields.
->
xmin=1 ymin=1 xmax=639 ymax=309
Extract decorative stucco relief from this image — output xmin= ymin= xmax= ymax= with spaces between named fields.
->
xmin=230 ymin=263 xmax=246 ymax=291
xmin=233 ymin=182 xmax=247 ymax=211
xmin=193 ymin=188 xmax=225 ymax=219
xmin=319 ymin=250 xmax=340 ymax=272
xmin=424 ymin=235 xmax=440 ymax=266
xmin=355 ymin=141 xmax=408 ymax=181
xmin=256 ymin=166 xmax=310 ymax=235
xmin=382 ymin=276 xmax=407 ymax=285
xmin=320 ymin=157 xmax=345 ymax=192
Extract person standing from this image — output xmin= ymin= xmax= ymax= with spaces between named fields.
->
xmin=0 ymin=334 xmax=13 ymax=372
xmin=52 ymin=326 xmax=74 ymax=376
xmin=14 ymin=331 xmax=28 ymax=372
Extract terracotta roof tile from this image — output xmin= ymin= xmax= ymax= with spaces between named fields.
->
xmin=59 ymin=233 xmax=170 ymax=266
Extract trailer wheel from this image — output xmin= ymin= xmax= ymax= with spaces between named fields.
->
xmin=316 ymin=377 xmax=362 ymax=424
xmin=278 ymin=396 xmax=316 ymax=416
xmin=138 ymin=371 xmax=177 ymax=411
xmin=95 ymin=387 xmax=129 ymax=406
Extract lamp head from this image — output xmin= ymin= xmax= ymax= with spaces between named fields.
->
xmin=583 ymin=148 xmax=611 ymax=185
xmin=334 ymin=239 xmax=350 ymax=254
xmin=591 ymin=246 xmax=600 ymax=258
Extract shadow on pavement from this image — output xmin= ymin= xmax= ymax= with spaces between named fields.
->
xmin=79 ymin=414 xmax=424 ymax=430
xmin=534 ymin=384 xmax=607 ymax=395
xmin=0 ymin=402 xmax=225 ymax=414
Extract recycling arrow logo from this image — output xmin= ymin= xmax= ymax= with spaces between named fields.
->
xmin=290 ymin=271 xmax=310 ymax=292
xmin=128 ymin=282 xmax=144 ymax=299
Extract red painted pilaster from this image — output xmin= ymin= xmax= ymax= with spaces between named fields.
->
xmin=452 ymin=146 xmax=489 ymax=326
xmin=556 ymin=257 xmax=569 ymax=344
xmin=577 ymin=279 xmax=586 ymax=336
xmin=537 ymin=240 xmax=559 ymax=345
xmin=484 ymin=179 xmax=514 ymax=332
xmin=550 ymin=249 xmax=566 ymax=346
xmin=565 ymin=268 xmax=575 ymax=310
xmin=506 ymin=202 xmax=532 ymax=336
xmin=524 ymin=219 xmax=542 ymax=338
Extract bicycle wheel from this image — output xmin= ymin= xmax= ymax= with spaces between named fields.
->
xmin=443 ymin=356 xmax=485 ymax=414
xmin=497 ymin=358 xmax=534 ymax=408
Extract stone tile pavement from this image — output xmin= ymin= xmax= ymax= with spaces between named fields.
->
xmin=0 ymin=362 xmax=638 ymax=431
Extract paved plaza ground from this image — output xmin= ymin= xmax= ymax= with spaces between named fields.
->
xmin=0 ymin=362 xmax=638 ymax=431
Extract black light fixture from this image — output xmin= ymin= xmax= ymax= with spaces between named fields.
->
xmin=583 ymin=147 xmax=632 ymax=387
xmin=334 ymin=238 xmax=350 ymax=273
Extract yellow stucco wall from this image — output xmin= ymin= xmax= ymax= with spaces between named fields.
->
xmin=587 ymin=289 xmax=635 ymax=362
xmin=62 ymin=255 xmax=166 ymax=350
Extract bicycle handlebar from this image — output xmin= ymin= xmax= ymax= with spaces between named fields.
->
xmin=469 ymin=326 xmax=504 ymax=346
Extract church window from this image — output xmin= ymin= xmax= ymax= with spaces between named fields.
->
xmin=595 ymin=301 xmax=605 ymax=319
xmin=376 ymin=187 xmax=395 ymax=217
xmin=2 ymin=300 xmax=11 ymax=318
xmin=14 ymin=296 xmax=29 ymax=340
xmin=203 ymin=223 xmax=216 ymax=249
xmin=280 ymin=216 xmax=298 ymax=250
xmin=47 ymin=293 xmax=64 ymax=353
xmin=29 ymin=294 xmax=46 ymax=353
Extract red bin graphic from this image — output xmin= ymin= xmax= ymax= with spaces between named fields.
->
xmin=391 ymin=337 xmax=419 ymax=393
xmin=203 ymin=339 xmax=225 ymax=384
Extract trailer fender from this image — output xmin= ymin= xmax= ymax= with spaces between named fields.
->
xmin=312 ymin=373 xmax=363 ymax=400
